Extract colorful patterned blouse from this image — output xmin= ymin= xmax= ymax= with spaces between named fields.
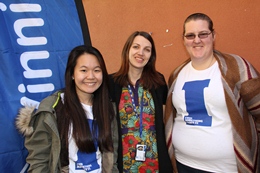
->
xmin=119 ymin=83 xmax=159 ymax=173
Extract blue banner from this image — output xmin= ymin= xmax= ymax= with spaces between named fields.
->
xmin=0 ymin=0 xmax=88 ymax=172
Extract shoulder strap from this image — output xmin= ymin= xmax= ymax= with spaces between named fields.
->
xmin=52 ymin=92 xmax=61 ymax=109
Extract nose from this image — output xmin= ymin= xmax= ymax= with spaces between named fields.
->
xmin=87 ymin=70 xmax=95 ymax=79
xmin=137 ymin=48 xmax=144 ymax=55
xmin=193 ymin=35 xmax=201 ymax=43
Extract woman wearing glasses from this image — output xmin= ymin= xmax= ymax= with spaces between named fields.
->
xmin=164 ymin=13 xmax=260 ymax=173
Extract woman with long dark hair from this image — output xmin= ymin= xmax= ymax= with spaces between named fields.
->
xmin=109 ymin=31 xmax=173 ymax=172
xmin=16 ymin=45 xmax=118 ymax=173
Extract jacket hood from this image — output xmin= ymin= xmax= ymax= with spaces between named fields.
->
xmin=16 ymin=91 xmax=62 ymax=137
xmin=16 ymin=106 xmax=36 ymax=136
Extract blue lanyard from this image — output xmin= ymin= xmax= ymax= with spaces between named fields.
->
xmin=128 ymin=84 xmax=144 ymax=138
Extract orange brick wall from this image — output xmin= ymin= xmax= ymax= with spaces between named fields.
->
xmin=83 ymin=0 xmax=260 ymax=81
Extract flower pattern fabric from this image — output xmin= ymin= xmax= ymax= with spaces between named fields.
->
xmin=119 ymin=85 xmax=159 ymax=173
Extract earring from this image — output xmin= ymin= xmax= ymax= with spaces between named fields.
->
xmin=72 ymin=77 xmax=74 ymax=80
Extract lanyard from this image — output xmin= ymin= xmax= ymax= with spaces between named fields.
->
xmin=128 ymin=84 xmax=144 ymax=138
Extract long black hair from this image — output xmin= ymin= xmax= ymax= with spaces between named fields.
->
xmin=57 ymin=45 xmax=114 ymax=155
xmin=113 ymin=31 xmax=165 ymax=89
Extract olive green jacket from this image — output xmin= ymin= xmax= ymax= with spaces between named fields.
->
xmin=16 ymin=91 xmax=118 ymax=173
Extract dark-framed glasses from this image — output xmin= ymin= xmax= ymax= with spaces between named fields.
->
xmin=184 ymin=32 xmax=212 ymax=40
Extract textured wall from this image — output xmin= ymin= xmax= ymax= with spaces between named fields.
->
xmin=83 ymin=0 xmax=260 ymax=81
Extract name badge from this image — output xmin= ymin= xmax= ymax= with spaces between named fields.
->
xmin=135 ymin=144 xmax=146 ymax=161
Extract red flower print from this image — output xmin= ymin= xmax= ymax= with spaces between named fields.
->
xmin=139 ymin=158 xmax=158 ymax=173
xmin=142 ymin=113 xmax=155 ymax=130
xmin=122 ymin=135 xmax=138 ymax=155
xmin=134 ymin=120 xmax=140 ymax=128
xmin=123 ymin=135 xmax=138 ymax=147
xmin=125 ymin=105 xmax=133 ymax=114
xmin=119 ymin=90 xmax=131 ymax=106
xmin=130 ymin=152 xmax=135 ymax=159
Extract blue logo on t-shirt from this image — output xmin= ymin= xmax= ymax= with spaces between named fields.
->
xmin=75 ymin=119 xmax=100 ymax=171
xmin=75 ymin=150 xmax=100 ymax=171
xmin=182 ymin=79 xmax=212 ymax=126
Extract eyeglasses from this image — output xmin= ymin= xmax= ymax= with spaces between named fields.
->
xmin=184 ymin=32 xmax=212 ymax=40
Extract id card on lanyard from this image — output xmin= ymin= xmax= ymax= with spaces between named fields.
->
xmin=128 ymin=84 xmax=146 ymax=161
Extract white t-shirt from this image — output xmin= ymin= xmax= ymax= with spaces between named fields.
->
xmin=172 ymin=61 xmax=237 ymax=173
xmin=68 ymin=104 xmax=102 ymax=173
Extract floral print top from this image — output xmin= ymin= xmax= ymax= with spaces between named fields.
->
xmin=119 ymin=83 xmax=159 ymax=173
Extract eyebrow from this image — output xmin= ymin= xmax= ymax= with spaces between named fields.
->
xmin=79 ymin=65 xmax=101 ymax=69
